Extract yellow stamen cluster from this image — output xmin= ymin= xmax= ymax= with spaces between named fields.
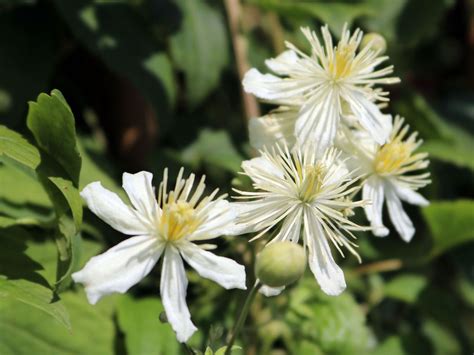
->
xmin=373 ymin=116 xmax=428 ymax=178
xmin=329 ymin=44 xmax=357 ymax=80
xmin=156 ymin=168 xmax=219 ymax=242
xmin=158 ymin=201 xmax=200 ymax=242
xmin=299 ymin=164 xmax=326 ymax=202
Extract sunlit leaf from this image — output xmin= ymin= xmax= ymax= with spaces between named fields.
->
xmin=0 ymin=125 xmax=40 ymax=169
xmin=26 ymin=89 xmax=82 ymax=185
xmin=0 ymin=290 xmax=117 ymax=355
xmin=117 ymin=296 xmax=180 ymax=355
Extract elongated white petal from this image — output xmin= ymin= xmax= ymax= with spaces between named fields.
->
xmin=386 ymin=186 xmax=415 ymax=242
xmin=265 ymin=50 xmax=299 ymax=75
xmin=259 ymin=284 xmax=285 ymax=297
xmin=122 ymin=171 xmax=157 ymax=221
xmin=160 ymin=246 xmax=197 ymax=343
xmin=72 ymin=235 xmax=163 ymax=304
xmin=393 ymin=182 xmax=429 ymax=206
xmin=294 ymin=87 xmax=339 ymax=150
xmin=305 ymin=209 xmax=346 ymax=296
xmin=363 ymin=177 xmax=389 ymax=237
xmin=80 ymin=182 xmax=149 ymax=235
xmin=345 ymin=91 xmax=390 ymax=145
xmin=179 ymin=242 xmax=246 ymax=290
xmin=242 ymin=156 xmax=284 ymax=183
xmin=191 ymin=200 xmax=240 ymax=240
xmin=243 ymin=68 xmax=312 ymax=101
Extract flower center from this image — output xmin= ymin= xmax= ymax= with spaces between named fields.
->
xmin=158 ymin=201 xmax=200 ymax=242
xmin=299 ymin=164 xmax=326 ymax=202
xmin=329 ymin=44 xmax=357 ymax=80
xmin=374 ymin=141 xmax=411 ymax=175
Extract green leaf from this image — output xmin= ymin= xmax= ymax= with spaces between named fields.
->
xmin=170 ymin=0 xmax=229 ymax=107
xmin=26 ymin=89 xmax=81 ymax=185
xmin=0 ymin=163 xmax=50 ymax=206
xmin=117 ymin=296 xmax=180 ymax=355
xmin=250 ymin=0 xmax=375 ymax=34
xmin=422 ymin=199 xmax=474 ymax=258
xmin=0 ymin=232 xmax=70 ymax=329
xmin=49 ymin=177 xmax=83 ymax=230
xmin=287 ymin=278 xmax=370 ymax=354
xmin=0 ymin=125 xmax=40 ymax=169
xmin=180 ymin=129 xmax=243 ymax=173
xmin=384 ymin=274 xmax=428 ymax=303
xmin=0 ymin=291 xmax=117 ymax=355
xmin=0 ymin=278 xmax=71 ymax=330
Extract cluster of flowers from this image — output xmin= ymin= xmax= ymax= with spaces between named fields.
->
xmin=73 ymin=25 xmax=430 ymax=343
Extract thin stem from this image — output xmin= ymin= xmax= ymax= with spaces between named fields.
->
xmin=225 ymin=281 xmax=262 ymax=355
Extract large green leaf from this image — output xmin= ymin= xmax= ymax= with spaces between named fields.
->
xmin=117 ymin=296 xmax=180 ymax=355
xmin=170 ymin=0 xmax=229 ymax=107
xmin=0 ymin=125 xmax=40 ymax=169
xmin=0 ymin=291 xmax=117 ymax=355
xmin=422 ymin=199 xmax=474 ymax=258
xmin=0 ymin=232 xmax=70 ymax=329
xmin=27 ymin=90 xmax=82 ymax=185
xmin=26 ymin=90 xmax=84 ymax=289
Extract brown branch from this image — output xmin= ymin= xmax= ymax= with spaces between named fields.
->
xmin=353 ymin=259 xmax=403 ymax=275
xmin=224 ymin=0 xmax=260 ymax=121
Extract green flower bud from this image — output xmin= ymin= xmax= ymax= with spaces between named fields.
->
xmin=361 ymin=33 xmax=387 ymax=54
xmin=255 ymin=241 xmax=306 ymax=287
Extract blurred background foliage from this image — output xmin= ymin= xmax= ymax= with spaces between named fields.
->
xmin=0 ymin=0 xmax=473 ymax=354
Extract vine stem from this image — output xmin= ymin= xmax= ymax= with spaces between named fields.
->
xmin=225 ymin=281 xmax=262 ymax=355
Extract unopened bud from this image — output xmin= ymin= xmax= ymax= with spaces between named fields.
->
xmin=361 ymin=33 xmax=387 ymax=54
xmin=255 ymin=241 xmax=306 ymax=287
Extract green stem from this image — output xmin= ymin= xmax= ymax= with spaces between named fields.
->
xmin=225 ymin=281 xmax=262 ymax=355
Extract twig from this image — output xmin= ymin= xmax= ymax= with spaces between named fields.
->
xmin=224 ymin=0 xmax=260 ymax=121
xmin=353 ymin=259 xmax=403 ymax=275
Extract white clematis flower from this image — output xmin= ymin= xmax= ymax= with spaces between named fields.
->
xmin=340 ymin=116 xmax=431 ymax=242
xmin=235 ymin=145 xmax=368 ymax=296
xmin=243 ymin=24 xmax=399 ymax=150
xmin=72 ymin=169 xmax=246 ymax=343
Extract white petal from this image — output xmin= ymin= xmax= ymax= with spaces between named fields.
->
xmin=179 ymin=242 xmax=246 ymax=290
xmin=160 ymin=246 xmax=197 ymax=343
xmin=304 ymin=210 xmax=346 ymax=296
xmin=294 ymin=87 xmax=340 ymax=150
xmin=386 ymin=186 xmax=415 ymax=242
xmin=248 ymin=108 xmax=297 ymax=150
xmin=345 ymin=91 xmax=390 ymax=145
xmin=72 ymin=235 xmax=162 ymax=304
xmin=242 ymin=156 xmax=284 ymax=183
xmin=80 ymin=182 xmax=149 ymax=235
xmin=191 ymin=200 xmax=239 ymax=240
xmin=243 ymin=68 xmax=313 ymax=101
xmin=362 ymin=177 xmax=389 ymax=237
xmin=122 ymin=171 xmax=157 ymax=221
xmin=259 ymin=284 xmax=285 ymax=297
xmin=265 ymin=50 xmax=299 ymax=75
xmin=393 ymin=182 xmax=429 ymax=206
